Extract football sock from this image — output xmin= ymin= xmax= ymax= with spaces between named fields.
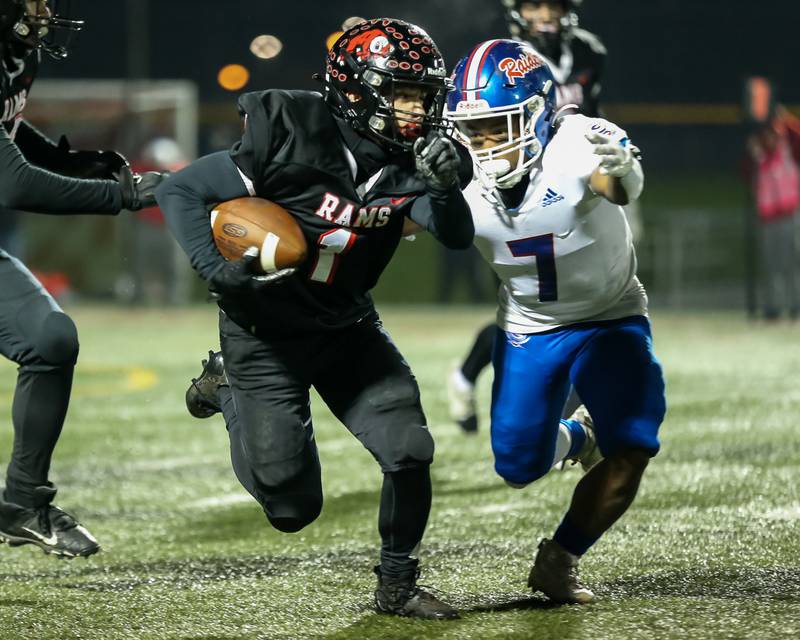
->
xmin=379 ymin=467 xmax=432 ymax=578
xmin=553 ymin=513 xmax=601 ymax=557
xmin=565 ymin=419 xmax=587 ymax=459
xmin=5 ymin=366 xmax=74 ymax=508
xmin=551 ymin=419 xmax=586 ymax=468
xmin=460 ymin=323 xmax=495 ymax=384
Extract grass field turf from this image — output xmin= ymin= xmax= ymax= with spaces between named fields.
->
xmin=0 ymin=306 xmax=798 ymax=640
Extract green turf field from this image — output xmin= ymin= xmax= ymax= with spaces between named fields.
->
xmin=0 ymin=306 xmax=798 ymax=640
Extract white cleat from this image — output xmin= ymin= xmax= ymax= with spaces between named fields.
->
xmin=566 ymin=405 xmax=603 ymax=472
xmin=447 ymin=367 xmax=478 ymax=433
xmin=528 ymin=538 xmax=595 ymax=604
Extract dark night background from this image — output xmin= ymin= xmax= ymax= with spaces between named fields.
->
xmin=19 ymin=0 xmax=800 ymax=304
xmin=37 ymin=0 xmax=800 ymax=169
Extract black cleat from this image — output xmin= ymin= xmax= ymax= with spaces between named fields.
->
xmin=186 ymin=350 xmax=228 ymax=419
xmin=0 ymin=500 xmax=100 ymax=558
xmin=374 ymin=566 xmax=459 ymax=620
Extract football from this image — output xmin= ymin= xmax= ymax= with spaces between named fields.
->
xmin=210 ymin=197 xmax=308 ymax=273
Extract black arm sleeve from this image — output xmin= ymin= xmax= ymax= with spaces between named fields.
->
xmin=155 ymin=151 xmax=250 ymax=281
xmin=14 ymin=120 xmax=63 ymax=171
xmin=408 ymin=142 xmax=474 ymax=249
xmin=0 ymin=126 xmax=122 ymax=214
xmin=408 ymin=183 xmax=474 ymax=250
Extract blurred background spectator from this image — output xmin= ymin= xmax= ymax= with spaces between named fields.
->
xmin=744 ymin=108 xmax=800 ymax=320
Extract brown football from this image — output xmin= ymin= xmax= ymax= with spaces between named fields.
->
xmin=210 ymin=197 xmax=308 ymax=274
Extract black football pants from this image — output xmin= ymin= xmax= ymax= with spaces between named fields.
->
xmin=0 ymin=250 xmax=79 ymax=509
xmin=218 ymin=310 xmax=434 ymax=578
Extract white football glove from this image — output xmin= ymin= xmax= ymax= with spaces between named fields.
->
xmin=585 ymin=132 xmax=640 ymax=177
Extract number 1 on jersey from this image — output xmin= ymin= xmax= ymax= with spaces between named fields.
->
xmin=309 ymin=228 xmax=357 ymax=284
xmin=507 ymin=234 xmax=558 ymax=302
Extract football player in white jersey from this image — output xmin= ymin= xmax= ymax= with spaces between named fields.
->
xmin=445 ymin=39 xmax=666 ymax=603
xmin=448 ymin=0 xmax=607 ymax=434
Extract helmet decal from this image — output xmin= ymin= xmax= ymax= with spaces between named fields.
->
xmin=346 ymin=29 xmax=394 ymax=62
xmin=498 ymin=51 xmax=545 ymax=85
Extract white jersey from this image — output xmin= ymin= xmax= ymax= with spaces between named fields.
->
xmin=466 ymin=114 xmax=648 ymax=334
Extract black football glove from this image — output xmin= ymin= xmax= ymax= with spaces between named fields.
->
xmin=413 ymin=131 xmax=460 ymax=191
xmin=209 ymin=247 xmax=296 ymax=297
xmin=118 ymin=166 xmax=169 ymax=211
xmin=56 ymin=135 xmax=130 ymax=180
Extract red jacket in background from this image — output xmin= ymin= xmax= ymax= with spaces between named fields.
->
xmin=745 ymin=112 xmax=800 ymax=221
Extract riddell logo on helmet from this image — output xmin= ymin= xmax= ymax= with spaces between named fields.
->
xmin=347 ymin=30 xmax=394 ymax=62
xmin=456 ymin=99 xmax=491 ymax=112
xmin=498 ymin=52 xmax=545 ymax=86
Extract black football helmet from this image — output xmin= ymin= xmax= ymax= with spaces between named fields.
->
xmin=0 ymin=0 xmax=83 ymax=59
xmin=322 ymin=18 xmax=451 ymax=151
xmin=501 ymin=0 xmax=581 ymax=57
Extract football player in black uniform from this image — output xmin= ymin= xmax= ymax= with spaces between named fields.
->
xmin=447 ymin=0 xmax=606 ymax=433
xmin=0 ymin=0 xmax=163 ymax=557
xmin=156 ymin=19 xmax=472 ymax=619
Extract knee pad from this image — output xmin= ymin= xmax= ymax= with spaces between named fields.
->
xmin=403 ymin=425 xmax=435 ymax=464
xmin=263 ymin=492 xmax=322 ymax=533
xmin=378 ymin=425 xmax=434 ymax=472
xmin=35 ymin=312 xmax=79 ymax=366
xmin=494 ymin=447 xmax=552 ymax=486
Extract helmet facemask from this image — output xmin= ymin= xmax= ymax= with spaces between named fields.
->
xmin=9 ymin=0 xmax=83 ymax=59
xmin=363 ymin=65 xmax=451 ymax=148
xmin=450 ymin=85 xmax=553 ymax=190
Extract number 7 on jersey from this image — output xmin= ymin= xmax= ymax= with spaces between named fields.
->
xmin=507 ymin=234 xmax=558 ymax=302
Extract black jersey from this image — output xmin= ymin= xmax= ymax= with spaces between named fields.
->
xmin=529 ymin=28 xmax=605 ymax=117
xmin=1 ymin=44 xmax=38 ymax=136
xmin=226 ymin=90 xmax=440 ymax=333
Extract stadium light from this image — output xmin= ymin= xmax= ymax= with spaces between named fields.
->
xmin=217 ymin=64 xmax=250 ymax=91
xmin=250 ymin=35 xmax=283 ymax=60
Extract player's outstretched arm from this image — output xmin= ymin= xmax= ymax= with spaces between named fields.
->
xmin=15 ymin=121 xmax=129 ymax=180
xmin=155 ymin=151 xmax=251 ymax=282
xmin=408 ymin=133 xmax=474 ymax=249
xmin=0 ymin=125 xmax=129 ymax=214
xmin=586 ymin=132 xmax=644 ymax=205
